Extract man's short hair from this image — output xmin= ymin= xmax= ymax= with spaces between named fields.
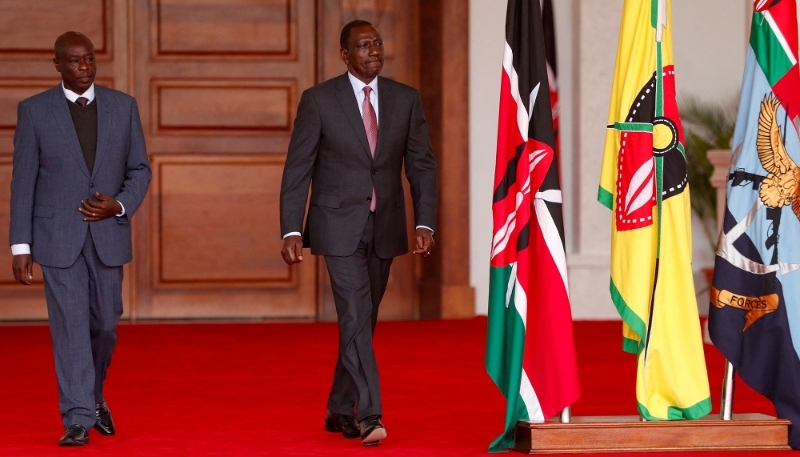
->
xmin=340 ymin=20 xmax=374 ymax=49
xmin=54 ymin=31 xmax=92 ymax=58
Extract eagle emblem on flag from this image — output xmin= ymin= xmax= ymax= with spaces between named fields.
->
xmin=757 ymin=94 xmax=800 ymax=219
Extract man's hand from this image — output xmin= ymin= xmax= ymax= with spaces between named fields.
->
xmin=12 ymin=254 xmax=33 ymax=285
xmin=281 ymin=235 xmax=304 ymax=265
xmin=79 ymin=192 xmax=122 ymax=222
xmin=413 ymin=228 xmax=435 ymax=258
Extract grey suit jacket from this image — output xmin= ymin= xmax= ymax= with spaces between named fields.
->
xmin=280 ymin=73 xmax=438 ymax=259
xmin=9 ymin=85 xmax=151 ymax=268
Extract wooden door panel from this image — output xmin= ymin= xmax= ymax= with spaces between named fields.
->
xmin=0 ymin=0 xmax=109 ymax=54
xmin=152 ymin=79 xmax=293 ymax=133
xmin=156 ymin=0 xmax=291 ymax=55
xmin=132 ymin=0 xmax=318 ymax=319
xmin=153 ymin=156 xmax=292 ymax=286
xmin=136 ymin=154 xmax=316 ymax=319
xmin=0 ymin=82 xmax=60 ymax=130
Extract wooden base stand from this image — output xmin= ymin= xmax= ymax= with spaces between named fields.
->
xmin=513 ymin=414 xmax=791 ymax=454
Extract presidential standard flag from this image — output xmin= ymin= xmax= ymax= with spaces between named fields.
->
xmin=599 ymin=0 xmax=711 ymax=420
xmin=486 ymin=0 xmax=580 ymax=452
xmin=709 ymin=0 xmax=800 ymax=448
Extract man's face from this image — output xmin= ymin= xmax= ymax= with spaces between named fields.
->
xmin=54 ymin=37 xmax=96 ymax=95
xmin=341 ymin=25 xmax=384 ymax=83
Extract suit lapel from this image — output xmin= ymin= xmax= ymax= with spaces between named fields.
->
xmin=93 ymin=87 xmax=112 ymax=178
xmin=49 ymin=86 xmax=91 ymax=178
xmin=375 ymin=78 xmax=395 ymax=160
xmin=335 ymin=73 xmax=373 ymax=161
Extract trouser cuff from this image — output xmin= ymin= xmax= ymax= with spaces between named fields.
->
xmin=355 ymin=406 xmax=382 ymax=422
xmin=65 ymin=413 xmax=96 ymax=431
xmin=327 ymin=400 xmax=354 ymax=417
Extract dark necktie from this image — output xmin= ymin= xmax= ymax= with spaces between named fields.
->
xmin=362 ymin=86 xmax=377 ymax=212
xmin=76 ymin=97 xmax=89 ymax=107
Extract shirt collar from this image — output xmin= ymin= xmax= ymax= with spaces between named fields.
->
xmin=62 ymin=82 xmax=96 ymax=105
xmin=347 ymin=72 xmax=378 ymax=96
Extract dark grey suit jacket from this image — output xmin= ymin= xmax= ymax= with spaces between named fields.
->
xmin=280 ymin=73 xmax=438 ymax=259
xmin=9 ymin=85 xmax=151 ymax=268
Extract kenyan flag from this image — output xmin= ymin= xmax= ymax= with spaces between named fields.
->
xmin=485 ymin=0 xmax=580 ymax=452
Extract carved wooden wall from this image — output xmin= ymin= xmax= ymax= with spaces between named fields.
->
xmin=0 ymin=0 xmax=473 ymax=321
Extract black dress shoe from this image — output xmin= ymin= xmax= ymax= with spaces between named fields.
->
xmin=58 ymin=424 xmax=89 ymax=446
xmin=94 ymin=401 xmax=116 ymax=435
xmin=325 ymin=410 xmax=360 ymax=438
xmin=359 ymin=415 xmax=386 ymax=446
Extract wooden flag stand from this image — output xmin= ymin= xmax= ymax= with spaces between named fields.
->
xmin=512 ymin=363 xmax=792 ymax=454
xmin=513 ymin=413 xmax=790 ymax=454
xmin=512 ymin=151 xmax=793 ymax=453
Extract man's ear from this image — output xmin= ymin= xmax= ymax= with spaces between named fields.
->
xmin=53 ymin=58 xmax=61 ymax=73
xmin=340 ymin=48 xmax=349 ymax=65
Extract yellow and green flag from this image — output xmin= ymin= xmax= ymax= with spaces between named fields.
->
xmin=598 ymin=0 xmax=711 ymax=420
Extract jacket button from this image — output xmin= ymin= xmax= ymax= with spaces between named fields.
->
xmin=89 ymin=183 xmax=95 ymax=188
xmin=367 ymin=196 xmax=372 ymax=201
xmin=372 ymin=170 xmax=377 ymax=174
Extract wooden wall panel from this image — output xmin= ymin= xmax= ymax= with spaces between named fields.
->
xmin=153 ymin=80 xmax=293 ymax=133
xmin=0 ymin=81 xmax=56 ymax=130
xmin=156 ymin=0 xmax=291 ymax=55
xmin=0 ymin=0 xmax=109 ymax=55
xmin=154 ymin=158 xmax=291 ymax=286
xmin=138 ymin=154 xmax=317 ymax=319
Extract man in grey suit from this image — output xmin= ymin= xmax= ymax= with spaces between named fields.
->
xmin=279 ymin=20 xmax=438 ymax=446
xmin=9 ymin=31 xmax=151 ymax=446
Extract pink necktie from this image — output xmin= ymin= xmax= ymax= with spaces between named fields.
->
xmin=76 ymin=97 xmax=89 ymax=107
xmin=362 ymin=86 xmax=378 ymax=212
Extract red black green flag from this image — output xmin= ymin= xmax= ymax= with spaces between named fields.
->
xmin=485 ymin=0 xmax=580 ymax=452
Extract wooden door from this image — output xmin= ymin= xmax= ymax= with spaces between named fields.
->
xmin=129 ymin=0 xmax=318 ymax=319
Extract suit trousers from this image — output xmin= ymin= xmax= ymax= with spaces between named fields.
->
xmin=324 ymin=212 xmax=393 ymax=421
xmin=41 ymin=230 xmax=123 ymax=429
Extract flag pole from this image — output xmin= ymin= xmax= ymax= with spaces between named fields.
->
xmin=720 ymin=360 xmax=735 ymax=420
xmin=560 ymin=406 xmax=571 ymax=423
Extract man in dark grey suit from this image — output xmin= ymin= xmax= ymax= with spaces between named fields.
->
xmin=279 ymin=20 xmax=438 ymax=446
xmin=9 ymin=31 xmax=151 ymax=446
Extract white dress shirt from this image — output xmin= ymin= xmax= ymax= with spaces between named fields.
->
xmin=348 ymin=72 xmax=379 ymax=125
xmin=283 ymin=72 xmax=432 ymax=239
xmin=62 ymin=82 xmax=96 ymax=105
xmin=10 ymin=82 xmax=124 ymax=256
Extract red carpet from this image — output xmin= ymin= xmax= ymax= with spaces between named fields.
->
xmin=0 ymin=318 xmax=794 ymax=456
